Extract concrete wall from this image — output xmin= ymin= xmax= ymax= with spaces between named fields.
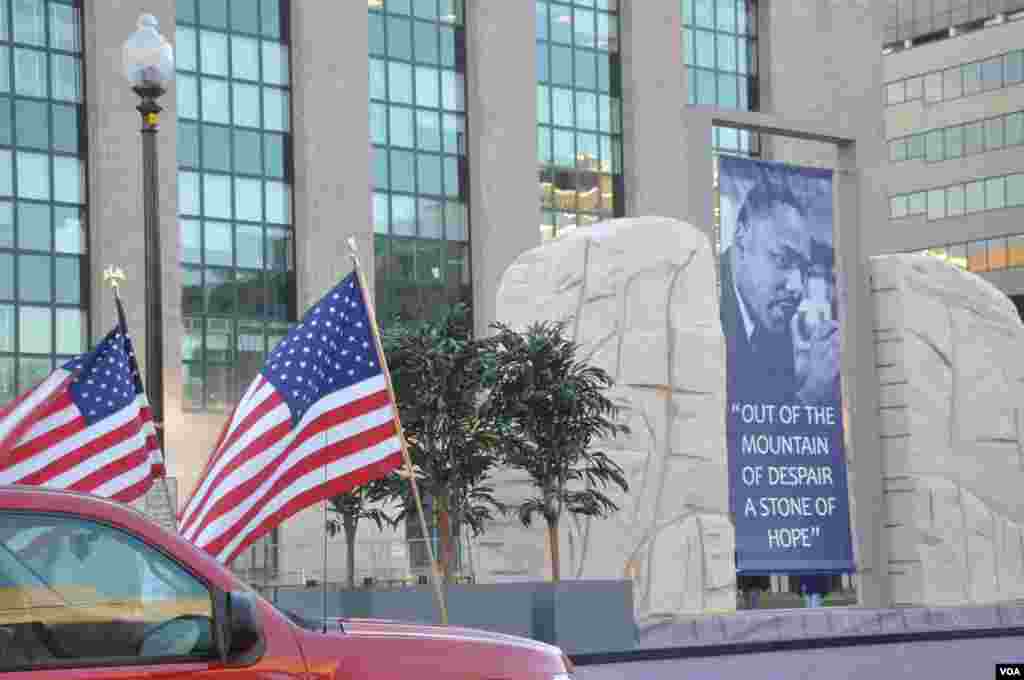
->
xmin=870 ymin=254 xmax=1024 ymax=606
xmin=465 ymin=0 xmax=539 ymax=337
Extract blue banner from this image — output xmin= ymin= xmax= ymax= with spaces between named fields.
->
xmin=718 ymin=155 xmax=855 ymax=574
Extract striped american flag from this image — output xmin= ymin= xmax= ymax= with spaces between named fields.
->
xmin=178 ymin=271 xmax=403 ymax=564
xmin=0 ymin=297 xmax=164 ymax=503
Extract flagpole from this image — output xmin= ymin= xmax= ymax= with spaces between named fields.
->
xmin=321 ymin=433 xmax=329 ymax=632
xmin=104 ymin=266 xmax=178 ymax=530
xmin=345 ymin=238 xmax=449 ymax=626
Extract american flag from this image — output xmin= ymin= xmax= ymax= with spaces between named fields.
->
xmin=0 ymin=297 xmax=164 ymax=503
xmin=178 ymin=271 xmax=403 ymax=564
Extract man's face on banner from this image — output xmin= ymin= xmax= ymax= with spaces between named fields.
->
xmin=735 ymin=200 xmax=811 ymax=334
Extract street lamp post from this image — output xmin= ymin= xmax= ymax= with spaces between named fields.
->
xmin=122 ymin=15 xmax=174 ymax=449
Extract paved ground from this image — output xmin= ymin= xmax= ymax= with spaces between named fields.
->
xmin=576 ymin=635 xmax=1024 ymax=679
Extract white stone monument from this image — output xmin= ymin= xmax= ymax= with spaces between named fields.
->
xmin=478 ymin=217 xmax=736 ymax=622
xmin=871 ymin=254 xmax=1024 ymax=606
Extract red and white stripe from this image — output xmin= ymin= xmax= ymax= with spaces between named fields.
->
xmin=0 ymin=371 xmax=163 ymax=504
xmin=178 ymin=372 xmax=403 ymax=564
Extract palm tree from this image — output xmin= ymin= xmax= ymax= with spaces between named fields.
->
xmin=482 ymin=321 xmax=629 ymax=581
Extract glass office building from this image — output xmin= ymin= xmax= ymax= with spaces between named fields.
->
xmin=2 ymin=0 xmax=1021 ymax=615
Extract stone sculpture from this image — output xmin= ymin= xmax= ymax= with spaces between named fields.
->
xmin=871 ymin=254 xmax=1024 ymax=605
xmin=477 ymin=217 xmax=736 ymax=622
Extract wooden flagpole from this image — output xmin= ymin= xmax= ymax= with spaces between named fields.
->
xmin=104 ymin=266 xmax=178 ymax=530
xmin=346 ymin=238 xmax=449 ymax=626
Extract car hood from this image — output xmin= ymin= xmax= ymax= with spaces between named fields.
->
xmin=293 ymin=616 xmax=569 ymax=678
xmin=339 ymin=617 xmax=560 ymax=654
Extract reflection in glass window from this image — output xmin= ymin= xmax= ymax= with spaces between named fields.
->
xmin=176 ymin=0 xmax=294 ymax=412
xmin=0 ymin=0 xmax=86 ymax=404
xmin=539 ymin=0 xmax=623 ymax=242
xmin=0 ymin=512 xmax=216 ymax=668
xmin=373 ymin=0 xmax=470 ymax=325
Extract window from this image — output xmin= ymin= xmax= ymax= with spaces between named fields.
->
xmin=964 ymin=121 xmax=984 ymax=155
xmin=989 ymin=238 xmax=1008 ymax=271
xmin=886 ymin=80 xmax=904 ymax=105
xmin=905 ymin=76 xmax=922 ymax=101
xmin=540 ymin=0 xmax=623 ymax=241
xmin=924 ymin=71 xmax=942 ymax=103
xmin=0 ymin=512 xmax=215 ymax=669
xmin=967 ymin=239 xmax=988 ymax=272
xmin=963 ymin=62 xmax=982 ymax=96
xmin=1010 ymin=235 xmax=1024 ymax=267
xmin=943 ymin=66 xmax=963 ymax=99
xmin=890 ymin=194 xmax=908 ymax=218
xmin=684 ymin=0 xmax=757 ymax=110
xmin=986 ymin=176 xmax=1006 ymax=210
xmin=985 ymin=117 xmax=1004 ymax=151
xmin=981 ymin=56 xmax=1003 ymax=92
xmin=907 ymin=134 xmax=925 ymax=159
xmin=1007 ymin=50 xmax=1024 ymax=86
xmin=907 ymin=191 xmax=926 ymax=215
xmin=965 ymin=180 xmax=985 ymax=213
xmin=890 ymin=138 xmax=908 ymax=162
xmin=375 ymin=0 xmax=470 ymax=323
xmin=926 ymin=188 xmax=945 ymax=220
xmin=0 ymin=0 xmax=87 ymax=407
xmin=925 ymin=129 xmax=943 ymax=162
xmin=177 ymin=0 xmax=294 ymax=411
xmin=1007 ymin=112 xmax=1024 ymax=146
xmin=947 ymin=184 xmax=965 ymax=216
xmin=1007 ymin=173 xmax=1024 ymax=207
xmin=946 ymin=125 xmax=963 ymax=158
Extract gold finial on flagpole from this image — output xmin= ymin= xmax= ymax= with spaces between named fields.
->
xmin=103 ymin=266 xmax=127 ymax=297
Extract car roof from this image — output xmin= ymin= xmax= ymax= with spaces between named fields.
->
xmin=0 ymin=484 xmax=237 ymax=591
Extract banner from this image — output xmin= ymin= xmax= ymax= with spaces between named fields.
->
xmin=718 ymin=155 xmax=855 ymax=574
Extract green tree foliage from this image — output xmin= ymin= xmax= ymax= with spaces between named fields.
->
xmin=382 ymin=304 xmax=503 ymax=582
xmin=482 ymin=321 xmax=629 ymax=581
xmin=326 ymin=478 xmax=398 ymax=589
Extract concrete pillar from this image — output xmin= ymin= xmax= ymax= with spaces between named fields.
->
xmin=465 ymin=0 xmax=538 ymax=336
xmin=835 ymin=143 xmax=888 ymax=609
xmin=85 ymin=2 xmax=184 ymax=485
xmin=291 ymin=3 xmax=371 ymax=307
xmin=619 ymin=0 xmax=690 ymax=222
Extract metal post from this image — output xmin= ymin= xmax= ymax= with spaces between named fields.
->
xmin=135 ymin=84 xmax=165 ymax=452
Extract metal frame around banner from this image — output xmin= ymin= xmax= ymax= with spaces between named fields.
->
xmin=702 ymin=110 xmax=889 ymax=609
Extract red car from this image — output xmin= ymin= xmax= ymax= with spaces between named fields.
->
xmin=0 ymin=486 xmax=574 ymax=679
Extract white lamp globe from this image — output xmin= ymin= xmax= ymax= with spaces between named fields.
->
xmin=122 ymin=14 xmax=174 ymax=89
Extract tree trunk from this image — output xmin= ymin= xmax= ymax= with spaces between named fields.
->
xmin=437 ymin=495 xmax=454 ymax=584
xmin=547 ymin=517 xmax=561 ymax=582
xmin=343 ymin=516 xmax=358 ymax=590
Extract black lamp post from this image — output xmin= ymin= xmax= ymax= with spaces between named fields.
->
xmin=123 ymin=15 xmax=174 ymax=449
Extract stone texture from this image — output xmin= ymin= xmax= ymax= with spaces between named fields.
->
xmin=482 ymin=217 xmax=732 ymax=624
xmin=870 ymin=254 xmax=1024 ymax=607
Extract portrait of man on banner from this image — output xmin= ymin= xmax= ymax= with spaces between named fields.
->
xmin=719 ymin=155 xmax=855 ymax=576
xmin=719 ymin=161 xmax=840 ymax=407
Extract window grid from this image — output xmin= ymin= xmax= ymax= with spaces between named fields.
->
xmin=370 ymin=0 xmax=471 ymax=326
xmin=885 ymin=46 xmax=1024 ymax=107
xmin=176 ymin=0 xmax=295 ymax=413
xmin=915 ymin=232 xmax=1024 ymax=275
xmin=0 ymin=0 xmax=88 ymax=406
xmin=889 ymin=171 xmax=1024 ymax=221
xmin=682 ymin=0 xmax=758 ymax=110
xmin=537 ymin=0 xmax=624 ymax=242
xmin=889 ymin=109 xmax=1024 ymax=163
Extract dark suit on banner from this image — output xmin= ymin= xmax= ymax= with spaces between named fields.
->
xmin=720 ymin=250 xmax=798 ymax=406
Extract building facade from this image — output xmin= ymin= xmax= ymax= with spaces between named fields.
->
xmin=881 ymin=1 xmax=1024 ymax=316
xmin=28 ymin=0 xmax=1024 ymax=609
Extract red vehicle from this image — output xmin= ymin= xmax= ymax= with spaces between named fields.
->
xmin=0 ymin=486 xmax=574 ymax=679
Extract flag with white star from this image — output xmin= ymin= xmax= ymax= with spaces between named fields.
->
xmin=0 ymin=296 xmax=164 ymax=503
xmin=178 ymin=271 xmax=403 ymax=564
